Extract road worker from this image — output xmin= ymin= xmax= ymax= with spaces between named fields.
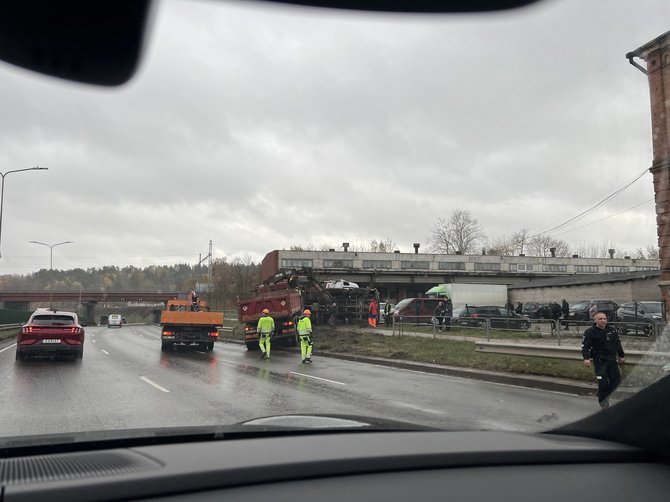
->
xmin=297 ymin=309 xmax=313 ymax=363
xmin=256 ymin=308 xmax=275 ymax=360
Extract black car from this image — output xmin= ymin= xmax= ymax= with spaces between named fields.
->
xmin=563 ymin=300 xmax=619 ymax=327
xmin=616 ymin=301 xmax=664 ymax=336
xmin=521 ymin=302 xmax=552 ymax=320
xmin=458 ymin=306 xmax=530 ymax=331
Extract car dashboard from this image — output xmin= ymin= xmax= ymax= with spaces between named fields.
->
xmin=1 ymin=428 xmax=669 ymax=502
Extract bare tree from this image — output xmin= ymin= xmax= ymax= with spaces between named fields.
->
xmin=525 ymin=235 xmax=570 ymax=257
xmin=369 ymin=239 xmax=397 ymax=252
xmin=634 ymin=245 xmax=660 ymax=260
xmin=487 ymin=229 xmax=530 ymax=256
xmin=428 ymin=210 xmax=484 ymax=254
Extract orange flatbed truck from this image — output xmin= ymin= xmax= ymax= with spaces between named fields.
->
xmin=160 ymin=298 xmax=223 ymax=352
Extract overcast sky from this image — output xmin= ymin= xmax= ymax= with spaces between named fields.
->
xmin=0 ymin=0 xmax=668 ymax=275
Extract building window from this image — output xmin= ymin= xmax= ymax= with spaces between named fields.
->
xmin=510 ymin=263 xmax=534 ymax=272
xmin=362 ymin=260 xmax=392 ymax=269
xmin=543 ymin=264 xmax=567 ymax=272
xmin=437 ymin=261 xmax=465 ymax=270
xmin=575 ymin=265 xmax=599 ymax=273
xmin=606 ymin=266 xmax=629 ymax=273
xmin=474 ymin=262 xmax=501 ymax=271
xmin=281 ymin=259 xmax=313 ymax=268
xmin=323 ymin=259 xmax=353 ymax=268
xmin=400 ymin=261 xmax=430 ymax=269
xmin=636 ymin=266 xmax=659 ymax=271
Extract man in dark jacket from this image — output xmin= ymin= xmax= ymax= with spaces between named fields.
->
xmin=434 ymin=301 xmax=447 ymax=331
xmin=581 ymin=311 xmax=625 ymax=409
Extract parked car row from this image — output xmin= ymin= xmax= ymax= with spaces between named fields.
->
xmin=389 ymin=297 xmax=665 ymax=336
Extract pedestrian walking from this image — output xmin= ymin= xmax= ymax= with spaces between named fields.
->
xmin=368 ymin=299 xmax=379 ymax=328
xmin=384 ymin=301 xmax=393 ymax=326
xmin=561 ymin=299 xmax=569 ymax=318
xmin=588 ymin=301 xmax=598 ymax=320
xmin=515 ymin=302 xmax=523 ymax=315
xmin=298 ymin=309 xmax=314 ymax=364
xmin=327 ymin=302 xmax=338 ymax=328
xmin=256 ymin=308 xmax=275 ymax=360
xmin=444 ymin=297 xmax=453 ymax=331
xmin=581 ymin=311 xmax=625 ymax=409
xmin=434 ymin=301 xmax=447 ymax=331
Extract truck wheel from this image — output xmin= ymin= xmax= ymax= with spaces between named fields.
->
xmin=206 ymin=342 xmax=214 ymax=351
xmin=161 ymin=341 xmax=172 ymax=352
xmin=246 ymin=341 xmax=259 ymax=351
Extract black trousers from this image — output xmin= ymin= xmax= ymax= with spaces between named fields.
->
xmin=593 ymin=359 xmax=621 ymax=404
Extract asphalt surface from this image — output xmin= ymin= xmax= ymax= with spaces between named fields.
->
xmin=0 ymin=324 xmax=598 ymax=437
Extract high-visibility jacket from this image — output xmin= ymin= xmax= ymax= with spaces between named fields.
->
xmin=257 ymin=315 xmax=275 ymax=334
xmin=297 ymin=315 xmax=312 ymax=336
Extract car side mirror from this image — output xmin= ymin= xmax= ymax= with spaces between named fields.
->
xmin=639 ymin=310 xmax=645 ymax=315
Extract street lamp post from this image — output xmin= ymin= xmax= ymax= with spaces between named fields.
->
xmin=0 ymin=166 xmax=48 ymax=257
xmin=29 ymin=240 xmax=74 ymax=309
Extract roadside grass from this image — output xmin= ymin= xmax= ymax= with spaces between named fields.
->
xmin=220 ymin=323 xmax=649 ymax=384
xmin=0 ymin=327 xmax=17 ymax=342
xmin=314 ymin=328 xmax=613 ymax=383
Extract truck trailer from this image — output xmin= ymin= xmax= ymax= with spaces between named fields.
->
xmin=425 ymin=283 xmax=508 ymax=309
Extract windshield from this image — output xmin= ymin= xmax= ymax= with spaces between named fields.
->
xmin=640 ymin=302 xmax=662 ymax=313
xmin=0 ymin=0 xmax=669 ymax=446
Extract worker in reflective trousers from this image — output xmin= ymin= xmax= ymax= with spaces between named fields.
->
xmin=298 ymin=309 xmax=313 ymax=364
xmin=257 ymin=308 xmax=275 ymax=360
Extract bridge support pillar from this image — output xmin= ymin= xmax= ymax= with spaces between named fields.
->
xmin=82 ymin=302 xmax=97 ymax=326
xmin=151 ymin=309 xmax=162 ymax=324
xmin=2 ymin=301 xmax=31 ymax=311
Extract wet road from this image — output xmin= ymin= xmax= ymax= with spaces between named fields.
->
xmin=0 ymin=325 xmax=598 ymax=437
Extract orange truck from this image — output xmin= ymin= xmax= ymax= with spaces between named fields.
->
xmin=160 ymin=298 xmax=223 ymax=352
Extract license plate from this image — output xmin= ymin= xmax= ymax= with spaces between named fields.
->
xmin=42 ymin=339 xmax=61 ymax=344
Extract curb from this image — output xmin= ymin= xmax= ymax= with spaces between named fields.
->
xmin=218 ymin=338 xmax=597 ymax=396
xmin=316 ymin=351 xmax=597 ymax=396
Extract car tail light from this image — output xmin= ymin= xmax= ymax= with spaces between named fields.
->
xmin=283 ymin=321 xmax=294 ymax=327
xmin=209 ymin=331 xmax=219 ymax=337
xmin=163 ymin=330 xmax=174 ymax=336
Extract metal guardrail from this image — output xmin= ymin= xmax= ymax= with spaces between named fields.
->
xmin=474 ymin=341 xmax=669 ymax=366
xmin=0 ymin=323 xmax=21 ymax=330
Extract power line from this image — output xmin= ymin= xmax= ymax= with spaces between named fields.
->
xmin=552 ymin=197 xmax=654 ymax=236
xmin=533 ymin=167 xmax=649 ymax=237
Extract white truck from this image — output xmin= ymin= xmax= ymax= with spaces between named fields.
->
xmin=425 ymin=283 xmax=508 ymax=308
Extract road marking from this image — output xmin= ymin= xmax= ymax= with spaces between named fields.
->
xmin=140 ymin=376 xmax=170 ymax=393
xmin=0 ymin=343 xmax=17 ymax=354
xmin=92 ymin=339 xmax=97 ymax=343
xmin=289 ymin=372 xmax=347 ymax=386
xmin=101 ymin=349 xmax=110 ymax=355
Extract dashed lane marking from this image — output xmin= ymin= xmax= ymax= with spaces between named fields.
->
xmin=140 ymin=376 xmax=170 ymax=393
xmin=289 ymin=372 xmax=347 ymax=386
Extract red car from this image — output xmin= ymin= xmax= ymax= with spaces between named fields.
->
xmin=16 ymin=310 xmax=85 ymax=361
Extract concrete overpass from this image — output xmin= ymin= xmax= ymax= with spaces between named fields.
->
xmin=0 ymin=291 xmax=179 ymax=325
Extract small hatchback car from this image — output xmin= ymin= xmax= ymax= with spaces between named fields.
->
xmin=16 ymin=310 xmax=85 ymax=360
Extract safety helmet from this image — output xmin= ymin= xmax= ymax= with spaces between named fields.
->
xmin=303 ymin=309 xmax=311 ymax=315
xmin=262 ymin=308 xmax=270 ymax=314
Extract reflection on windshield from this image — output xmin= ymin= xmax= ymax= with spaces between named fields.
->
xmin=0 ymin=0 xmax=669 ymax=443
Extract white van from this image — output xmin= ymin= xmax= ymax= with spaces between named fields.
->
xmin=108 ymin=314 xmax=123 ymax=328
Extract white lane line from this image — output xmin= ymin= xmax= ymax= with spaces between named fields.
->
xmin=101 ymin=349 xmax=110 ymax=355
xmin=0 ymin=343 xmax=17 ymax=354
xmin=140 ymin=376 xmax=170 ymax=393
xmin=289 ymin=372 xmax=347 ymax=386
